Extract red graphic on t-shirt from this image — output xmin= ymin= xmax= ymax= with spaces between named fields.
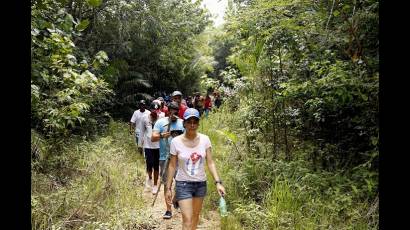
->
xmin=190 ymin=152 xmax=202 ymax=164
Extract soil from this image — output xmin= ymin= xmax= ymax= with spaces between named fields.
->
xmin=141 ymin=183 xmax=220 ymax=229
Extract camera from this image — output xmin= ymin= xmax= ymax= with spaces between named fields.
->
xmin=170 ymin=130 xmax=183 ymax=137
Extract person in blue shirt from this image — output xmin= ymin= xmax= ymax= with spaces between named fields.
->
xmin=152 ymin=101 xmax=184 ymax=219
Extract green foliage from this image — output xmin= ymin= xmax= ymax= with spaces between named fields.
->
xmin=202 ymin=102 xmax=378 ymax=229
xmin=75 ymin=19 xmax=90 ymax=32
xmin=86 ymin=0 xmax=102 ymax=8
xmin=217 ymin=0 xmax=379 ymax=169
xmin=31 ymin=1 xmax=113 ymax=139
xmin=31 ymin=0 xmax=379 ymax=228
xmin=69 ymin=0 xmax=213 ymax=120
xmin=31 ymin=121 xmax=156 ymax=229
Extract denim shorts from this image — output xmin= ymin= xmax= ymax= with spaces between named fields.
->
xmin=175 ymin=181 xmax=207 ymax=201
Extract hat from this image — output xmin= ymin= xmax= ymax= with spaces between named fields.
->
xmin=150 ymin=101 xmax=161 ymax=110
xmin=183 ymin=108 xmax=200 ymax=120
xmin=171 ymin=91 xmax=182 ymax=97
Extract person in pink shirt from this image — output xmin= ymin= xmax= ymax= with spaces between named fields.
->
xmin=165 ymin=108 xmax=226 ymax=230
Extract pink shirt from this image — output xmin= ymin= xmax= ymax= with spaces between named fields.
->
xmin=170 ymin=134 xmax=211 ymax=181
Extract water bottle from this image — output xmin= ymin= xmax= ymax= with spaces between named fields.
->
xmin=219 ymin=196 xmax=228 ymax=217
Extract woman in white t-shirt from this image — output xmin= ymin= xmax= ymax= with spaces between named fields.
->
xmin=165 ymin=108 xmax=226 ymax=230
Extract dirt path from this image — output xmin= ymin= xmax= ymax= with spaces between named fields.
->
xmin=141 ymin=183 xmax=220 ymax=229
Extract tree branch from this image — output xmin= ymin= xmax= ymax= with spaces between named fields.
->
xmin=325 ymin=0 xmax=336 ymax=31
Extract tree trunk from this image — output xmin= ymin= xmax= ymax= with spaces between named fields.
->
xmin=283 ymin=101 xmax=290 ymax=160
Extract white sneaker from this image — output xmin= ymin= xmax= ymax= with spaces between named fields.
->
xmin=144 ymin=179 xmax=152 ymax=192
xmin=152 ymin=185 xmax=158 ymax=194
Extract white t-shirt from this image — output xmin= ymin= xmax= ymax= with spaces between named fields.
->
xmin=170 ymin=134 xmax=211 ymax=182
xmin=130 ymin=109 xmax=150 ymax=134
xmin=140 ymin=112 xmax=165 ymax=149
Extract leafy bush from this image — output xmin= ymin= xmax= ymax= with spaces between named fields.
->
xmin=31 ymin=1 xmax=113 ymax=139
xmin=201 ymin=104 xmax=378 ymax=229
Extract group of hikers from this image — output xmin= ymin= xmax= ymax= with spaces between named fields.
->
xmin=153 ymin=90 xmax=223 ymax=118
xmin=129 ymin=90 xmax=225 ymax=230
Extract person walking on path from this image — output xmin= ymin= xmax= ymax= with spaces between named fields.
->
xmin=186 ymin=96 xmax=194 ymax=108
xmin=165 ymin=108 xmax=226 ymax=230
xmin=130 ymin=100 xmax=150 ymax=155
xmin=171 ymin=90 xmax=187 ymax=119
xmin=204 ymin=95 xmax=212 ymax=118
xmin=152 ymin=101 xmax=185 ymax=219
xmin=214 ymin=93 xmax=222 ymax=109
xmin=157 ymin=97 xmax=169 ymax=117
xmin=140 ymin=101 xmax=165 ymax=194
xmin=193 ymin=93 xmax=205 ymax=117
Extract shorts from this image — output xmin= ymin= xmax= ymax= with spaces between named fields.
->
xmin=175 ymin=181 xmax=207 ymax=201
xmin=144 ymin=148 xmax=159 ymax=172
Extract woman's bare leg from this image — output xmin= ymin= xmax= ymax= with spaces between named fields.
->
xmin=178 ymin=198 xmax=193 ymax=230
xmin=191 ymin=197 xmax=204 ymax=230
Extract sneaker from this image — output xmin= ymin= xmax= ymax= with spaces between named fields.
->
xmin=144 ymin=179 xmax=152 ymax=192
xmin=163 ymin=210 xmax=172 ymax=219
xmin=147 ymin=178 xmax=152 ymax=186
xmin=152 ymin=185 xmax=158 ymax=194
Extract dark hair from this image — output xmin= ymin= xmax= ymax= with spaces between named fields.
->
xmin=168 ymin=101 xmax=179 ymax=110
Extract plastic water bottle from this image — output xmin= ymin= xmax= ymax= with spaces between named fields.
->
xmin=219 ymin=196 xmax=228 ymax=217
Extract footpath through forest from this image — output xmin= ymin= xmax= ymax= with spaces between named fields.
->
xmin=139 ymin=177 xmax=220 ymax=229
xmin=31 ymin=121 xmax=223 ymax=229
xmin=133 ymin=118 xmax=222 ymax=229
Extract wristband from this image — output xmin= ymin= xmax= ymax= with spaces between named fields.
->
xmin=215 ymin=180 xmax=223 ymax=185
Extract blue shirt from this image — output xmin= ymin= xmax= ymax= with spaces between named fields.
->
xmin=153 ymin=117 xmax=185 ymax=160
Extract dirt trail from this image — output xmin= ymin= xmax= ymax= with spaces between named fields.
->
xmin=141 ymin=183 xmax=220 ymax=229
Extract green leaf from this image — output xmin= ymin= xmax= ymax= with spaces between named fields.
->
xmin=87 ymin=0 xmax=102 ymax=7
xmin=351 ymin=185 xmax=359 ymax=195
xmin=371 ymin=136 xmax=378 ymax=146
xmin=216 ymin=129 xmax=238 ymax=144
xmin=65 ymin=13 xmax=75 ymax=24
xmin=76 ymin=19 xmax=90 ymax=31
xmin=61 ymin=14 xmax=74 ymax=32
xmin=360 ymin=93 xmax=368 ymax=101
xmin=95 ymin=51 xmax=109 ymax=61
